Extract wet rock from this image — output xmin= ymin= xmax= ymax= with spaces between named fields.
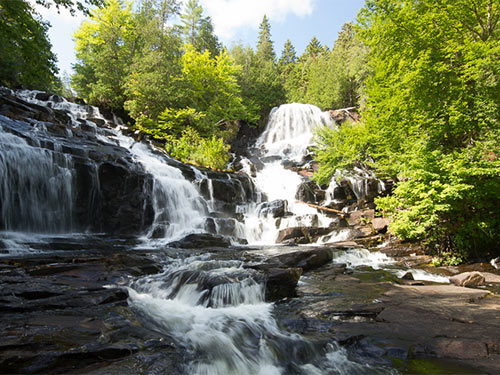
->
xmin=258 ymin=199 xmax=288 ymax=218
xmin=347 ymin=209 xmax=375 ymax=226
xmin=265 ymin=267 xmax=302 ymax=301
xmin=449 ymin=272 xmax=485 ymax=288
xmin=276 ymin=226 xmax=332 ymax=245
xmin=295 ymin=181 xmax=323 ymax=204
xmin=271 ymin=248 xmax=334 ymax=272
xmin=401 ymin=272 xmax=414 ymax=280
xmin=168 ymin=233 xmax=230 ymax=248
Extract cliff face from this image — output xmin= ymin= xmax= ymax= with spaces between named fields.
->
xmin=0 ymin=89 xmax=156 ymax=235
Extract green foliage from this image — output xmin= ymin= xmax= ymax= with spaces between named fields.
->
xmin=72 ymin=0 xmax=136 ymax=111
xmin=0 ymin=0 xmax=59 ymax=90
xmin=123 ymin=0 xmax=183 ymax=120
xmin=166 ymin=127 xmax=231 ymax=170
xmin=135 ymin=106 xmax=204 ymax=140
xmin=279 ymin=23 xmax=368 ymax=110
xmin=180 ymin=0 xmax=220 ymax=55
xmin=256 ymin=15 xmax=275 ymax=62
xmin=313 ymin=120 xmax=374 ymax=185
xmin=178 ymin=44 xmax=253 ymax=137
xmin=312 ymin=0 xmax=500 ymax=260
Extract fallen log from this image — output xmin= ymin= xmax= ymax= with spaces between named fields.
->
xmin=296 ymin=201 xmax=346 ymax=216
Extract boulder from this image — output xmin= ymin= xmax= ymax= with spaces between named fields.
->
xmin=168 ymin=233 xmax=230 ymax=248
xmin=272 ymin=248 xmax=333 ymax=272
xmin=258 ymin=199 xmax=288 ymax=218
xmin=347 ymin=209 xmax=375 ymax=226
xmin=401 ymin=271 xmax=414 ymax=280
xmin=449 ymin=272 xmax=485 ymax=288
xmin=276 ymin=226 xmax=332 ymax=245
xmin=295 ymin=180 xmax=323 ymax=204
xmin=264 ymin=267 xmax=302 ymax=301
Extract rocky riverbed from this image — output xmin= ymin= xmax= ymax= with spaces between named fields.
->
xmin=1 ymin=237 xmax=499 ymax=374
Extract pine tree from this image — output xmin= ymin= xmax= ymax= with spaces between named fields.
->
xmin=180 ymin=0 xmax=220 ymax=55
xmin=303 ymin=36 xmax=322 ymax=59
xmin=256 ymin=15 xmax=275 ymax=62
xmin=279 ymin=39 xmax=297 ymax=67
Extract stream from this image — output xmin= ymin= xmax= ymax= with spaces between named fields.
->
xmin=0 ymin=89 xmax=454 ymax=374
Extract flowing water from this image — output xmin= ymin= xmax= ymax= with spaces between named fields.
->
xmin=0 ymin=91 xmax=443 ymax=374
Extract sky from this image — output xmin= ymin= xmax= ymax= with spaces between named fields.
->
xmin=35 ymin=0 xmax=366 ymax=76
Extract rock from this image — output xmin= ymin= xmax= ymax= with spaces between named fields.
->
xmin=168 ymin=233 xmax=230 ymax=248
xmin=295 ymin=181 xmax=323 ymax=204
xmin=272 ymin=248 xmax=333 ymax=272
xmin=276 ymin=227 xmax=333 ymax=245
xmin=347 ymin=209 xmax=375 ymax=226
xmin=372 ymin=217 xmax=390 ymax=233
xmin=449 ymin=272 xmax=486 ymax=288
xmin=258 ymin=199 xmax=288 ymax=218
xmin=401 ymin=271 xmax=414 ymax=280
xmin=265 ymin=267 xmax=302 ymax=301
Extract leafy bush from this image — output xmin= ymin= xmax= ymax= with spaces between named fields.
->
xmin=166 ymin=127 xmax=231 ymax=170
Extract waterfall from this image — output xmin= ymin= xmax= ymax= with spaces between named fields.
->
xmin=0 ymin=121 xmax=75 ymax=233
xmin=240 ymin=103 xmax=345 ymax=245
xmin=116 ymin=136 xmax=209 ymax=242
xmin=255 ymin=103 xmax=332 ymax=161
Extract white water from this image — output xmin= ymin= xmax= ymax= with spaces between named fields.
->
xmin=127 ymin=255 xmax=379 ymax=374
xmin=116 ymin=135 xmax=209 ymax=243
xmin=333 ymin=248 xmax=450 ymax=283
xmin=0 ymin=121 xmax=75 ymax=233
xmin=240 ymin=103 xmax=339 ymax=245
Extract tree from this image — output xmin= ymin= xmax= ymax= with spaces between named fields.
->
xmin=0 ymin=0 xmax=59 ymax=90
xmin=124 ymin=0 xmax=183 ymax=121
xmin=180 ymin=0 xmax=220 ymax=56
xmin=256 ymin=15 xmax=275 ymax=62
xmin=303 ymin=36 xmax=322 ymax=60
xmin=279 ymin=39 xmax=297 ymax=72
xmin=315 ymin=0 xmax=500 ymax=259
xmin=72 ymin=0 xmax=136 ymax=110
xmin=34 ymin=0 xmax=104 ymax=15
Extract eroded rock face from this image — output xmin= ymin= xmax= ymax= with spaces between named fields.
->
xmin=0 ymin=90 xmax=155 ymax=236
xmin=168 ymin=233 xmax=231 ymax=248
xmin=258 ymin=199 xmax=288 ymax=218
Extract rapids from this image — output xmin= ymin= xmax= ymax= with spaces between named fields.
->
xmin=0 ymin=90 xmax=448 ymax=374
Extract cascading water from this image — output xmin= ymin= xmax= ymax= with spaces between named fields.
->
xmin=127 ymin=254 xmax=380 ymax=375
xmin=0 ymin=90 xmax=413 ymax=374
xmin=239 ymin=103 xmax=351 ymax=245
xmin=0 ymin=122 xmax=74 ymax=233
xmin=114 ymin=135 xmax=209 ymax=243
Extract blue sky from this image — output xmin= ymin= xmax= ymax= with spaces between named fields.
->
xmin=37 ymin=0 xmax=366 ymax=76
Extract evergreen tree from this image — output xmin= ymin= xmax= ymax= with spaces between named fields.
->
xmin=256 ymin=15 xmax=275 ymax=62
xmin=279 ymin=39 xmax=297 ymax=69
xmin=180 ymin=0 xmax=220 ymax=56
xmin=303 ymin=36 xmax=322 ymax=60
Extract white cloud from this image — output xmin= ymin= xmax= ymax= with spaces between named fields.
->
xmin=200 ymin=0 xmax=313 ymax=39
